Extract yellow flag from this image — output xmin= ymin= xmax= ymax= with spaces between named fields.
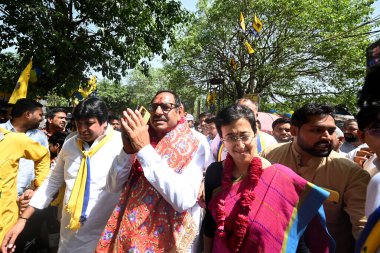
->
xmin=8 ymin=59 xmax=33 ymax=104
xmin=88 ymin=75 xmax=97 ymax=92
xmin=230 ymin=57 xmax=237 ymax=70
xmin=240 ymin=12 xmax=246 ymax=32
xmin=253 ymin=14 xmax=263 ymax=33
xmin=78 ymin=75 xmax=97 ymax=99
xmin=244 ymin=41 xmax=255 ymax=54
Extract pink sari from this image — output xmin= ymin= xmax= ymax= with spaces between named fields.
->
xmin=209 ymin=163 xmax=334 ymax=253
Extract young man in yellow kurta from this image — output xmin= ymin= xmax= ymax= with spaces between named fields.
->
xmin=0 ymin=128 xmax=50 ymax=244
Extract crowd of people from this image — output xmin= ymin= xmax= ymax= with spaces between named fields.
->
xmin=0 ymin=64 xmax=379 ymax=253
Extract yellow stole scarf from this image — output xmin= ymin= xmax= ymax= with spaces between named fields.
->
xmin=66 ymin=127 xmax=114 ymax=230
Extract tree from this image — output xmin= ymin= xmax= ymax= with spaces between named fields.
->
xmin=97 ymin=68 xmax=169 ymax=115
xmin=0 ymin=0 xmax=189 ymax=96
xmin=162 ymin=64 xmax=204 ymax=114
xmin=0 ymin=53 xmax=20 ymax=94
xmin=42 ymin=67 xmax=201 ymax=116
xmin=96 ymin=80 xmax=132 ymax=115
xmin=166 ymin=0 xmax=377 ymax=112
xmin=122 ymin=67 xmax=203 ymax=114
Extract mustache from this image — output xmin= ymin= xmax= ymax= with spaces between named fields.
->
xmin=152 ymin=116 xmax=167 ymax=121
xmin=314 ymin=141 xmax=331 ymax=146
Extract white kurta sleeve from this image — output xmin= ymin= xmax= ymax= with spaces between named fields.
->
xmin=365 ymin=172 xmax=380 ymax=217
xmin=29 ymin=151 xmax=65 ymax=209
xmin=106 ymin=149 xmax=136 ymax=193
xmin=137 ymin=144 xmax=205 ymax=213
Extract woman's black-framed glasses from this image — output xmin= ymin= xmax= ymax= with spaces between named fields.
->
xmin=148 ymin=103 xmax=179 ymax=113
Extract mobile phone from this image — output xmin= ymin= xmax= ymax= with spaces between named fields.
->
xmin=138 ymin=106 xmax=150 ymax=125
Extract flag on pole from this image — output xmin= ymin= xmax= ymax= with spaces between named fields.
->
xmin=230 ymin=57 xmax=238 ymax=70
xmin=244 ymin=41 xmax=255 ymax=54
xmin=248 ymin=26 xmax=259 ymax=37
xmin=240 ymin=12 xmax=246 ymax=32
xmin=8 ymin=58 xmax=33 ymax=104
xmin=253 ymin=14 xmax=263 ymax=33
xmin=78 ymin=75 xmax=97 ymax=98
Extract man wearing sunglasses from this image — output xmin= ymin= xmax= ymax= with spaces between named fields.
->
xmin=97 ymin=90 xmax=208 ymax=253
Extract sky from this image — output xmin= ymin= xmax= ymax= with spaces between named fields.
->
xmin=374 ymin=0 xmax=380 ymax=17
xmin=181 ymin=0 xmax=197 ymax=12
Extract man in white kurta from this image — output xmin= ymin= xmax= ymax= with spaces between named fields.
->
xmin=1 ymin=98 xmax=125 ymax=253
xmin=96 ymin=91 xmax=208 ymax=252
xmin=29 ymin=126 xmax=123 ymax=252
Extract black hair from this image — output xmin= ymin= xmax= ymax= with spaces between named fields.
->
xmin=291 ymin=103 xmax=334 ymax=128
xmin=199 ymin=112 xmax=213 ymax=120
xmin=343 ymin=119 xmax=357 ymax=129
xmin=357 ymin=105 xmax=380 ymax=131
xmin=47 ymin=108 xmax=67 ymax=119
xmin=49 ymin=131 xmax=68 ymax=147
xmin=11 ymin=98 xmax=43 ymax=118
xmin=272 ymin=117 xmax=291 ymax=130
xmin=215 ymin=104 xmax=257 ymax=137
xmin=72 ymin=97 xmax=108 ymax=124
xmin=151 ymin=90 xmax=181 ymax=107
xmin=358 ymin=65 xmax=380 ymax=108
xmin=108 ymin=115 xmax=120 ymax=122
xmin=205 ymin=116 xmax=216 ymax=124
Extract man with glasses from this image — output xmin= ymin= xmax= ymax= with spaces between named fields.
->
xmin=261 ymin=103 xmax=370 ymax=253
xmin=97 ymin=90 xmax=209 ymax=253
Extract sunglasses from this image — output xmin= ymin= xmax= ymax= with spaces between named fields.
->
xmin=148 ymin=103 xmax=179 ymax=113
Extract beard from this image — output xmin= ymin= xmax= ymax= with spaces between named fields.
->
xmin=29 ymin=122 xmax=40 ymax=130
xmin=344 ymin=133 xmax=359 ymax=143
xmin=297 ymin=137 xmax=332 ymax=157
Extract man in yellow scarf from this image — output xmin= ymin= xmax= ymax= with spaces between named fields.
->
xmin=0 ymin=128 xmax=50 ymax=245
xmin=2 ymin=98 xmax=124 ymax=253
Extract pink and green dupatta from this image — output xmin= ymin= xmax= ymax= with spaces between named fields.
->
xmin=209 ymin=163 xmax=335 ymax=253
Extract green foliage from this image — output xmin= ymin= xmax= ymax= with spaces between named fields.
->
xmin=0 ymin=0 xmax=189 ymax=96
xmin=96 ymin=80 xmax=132 ymax=115
xmin=45 ymin=92 xmax=70 ymax=107
xmin=0 ymin=53 xmax=20 ymax=93
xmin=42 ymin=67 xmax=202 ymax=115
xmin=166 ymin=0 xmax=376 ymax=112
xmin=162 ymin=64 xmax=203 ymax=113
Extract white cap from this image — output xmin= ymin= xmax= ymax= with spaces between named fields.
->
xmin=186 ymin=114 xmax=194 ymax=121
xmin=335 ymin=127 xmax=344 ymax=138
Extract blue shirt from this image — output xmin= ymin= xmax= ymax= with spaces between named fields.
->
xmin=0 ymin=120 xmax=48 ymax=195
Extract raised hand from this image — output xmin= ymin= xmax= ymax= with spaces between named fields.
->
xmin=121 ymin=108 xmax=150 ymax=153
